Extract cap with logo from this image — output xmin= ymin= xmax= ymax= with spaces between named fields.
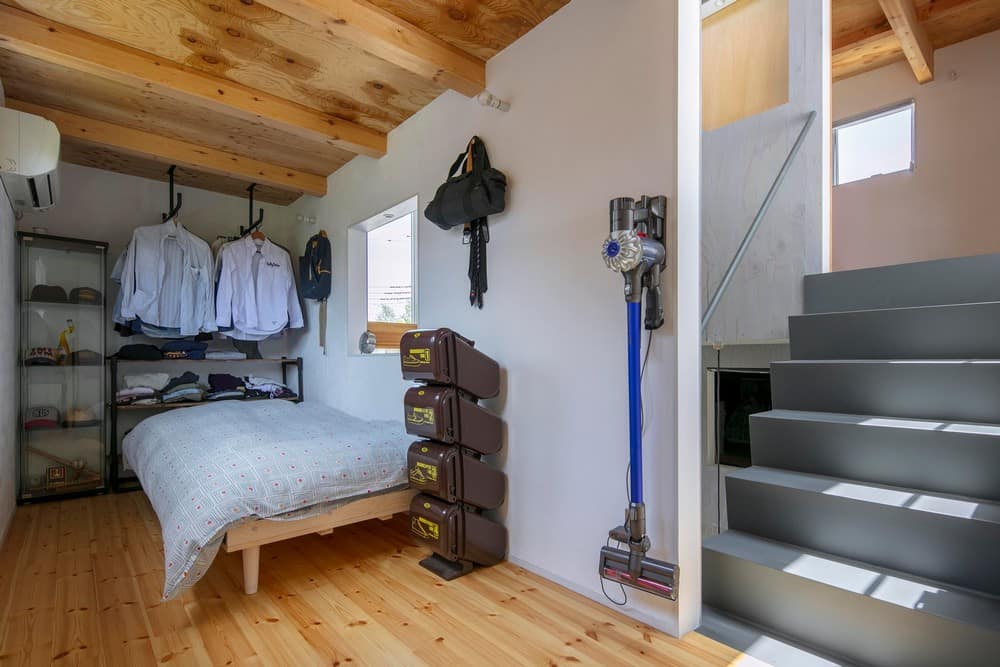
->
xmin=25 ymin=347 xmax=59 ymax=366
xmin=24 ymin=406 xmax=60 ymax=430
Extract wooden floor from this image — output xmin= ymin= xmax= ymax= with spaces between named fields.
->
xmin=0 ymin=493 xmax=749 ymax=666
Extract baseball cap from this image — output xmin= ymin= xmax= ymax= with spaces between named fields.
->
xmin=25 ymin=406 xmax=60 ymax=430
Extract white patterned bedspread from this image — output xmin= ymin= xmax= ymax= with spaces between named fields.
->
xmin=123 ymin=400 xmax=410 ymax=599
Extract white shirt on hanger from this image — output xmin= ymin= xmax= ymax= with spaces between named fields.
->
xmin=216 ymin=236 xmax=303 ymax=337
xmin=119 ymin=219 xmax=216 ymax=336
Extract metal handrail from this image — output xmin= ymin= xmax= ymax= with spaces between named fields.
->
xmin=701 ymin=110 xmax=817 ymax=335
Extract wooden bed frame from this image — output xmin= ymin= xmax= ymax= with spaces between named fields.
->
xmin=224 ymin=488 xmax=417 ymax=594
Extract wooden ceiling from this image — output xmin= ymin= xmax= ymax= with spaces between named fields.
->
xmin=833 ymin=0 xmax=1000 ymax=82
xmin=0 ymin=0 xmax=568 ymax=205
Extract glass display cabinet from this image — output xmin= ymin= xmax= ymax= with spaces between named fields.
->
xmin=17 ymin=232 xmax=108 ymax=502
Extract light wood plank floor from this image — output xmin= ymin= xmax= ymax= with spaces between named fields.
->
xmin=0 ymin=493 xmax=750 ymax=666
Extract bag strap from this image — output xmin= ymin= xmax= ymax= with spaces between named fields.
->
xmin=447 ymin=137 xmax=477 ymax=179
xmin=471 ymin=136 xmax=491 ymax=172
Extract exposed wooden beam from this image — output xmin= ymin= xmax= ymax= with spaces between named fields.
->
xmin=877 ymin=0 xmax=935 ymax=83
xmin=8 ymin=100 xmax=328 ymax=198
xmin=259 ymin=0 xmax=486 ymax=96
xmin=0 ymin=4 xmax=386 ymax=158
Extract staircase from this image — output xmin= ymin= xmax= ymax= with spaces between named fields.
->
xmin=701 ymin=255 xmax=1000 ymax=667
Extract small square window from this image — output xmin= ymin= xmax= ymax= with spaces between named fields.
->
xmin=349 ymin=196 xmax=418 ymax=353
xmin=834 ymin=101 xmax=914 ymax=186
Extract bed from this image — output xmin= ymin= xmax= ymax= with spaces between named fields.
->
xmin=123 ymin=400 xmax=414 ymax=599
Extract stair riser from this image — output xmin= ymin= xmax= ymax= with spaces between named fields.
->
xmin=703 ymin=547 xmax=1000 ymax=667
xmin=789 ymin=302 xmax=1000 ymax=360
xmin=726 ymin=476 xmax=1000 ymax=595
xmin=804 ymin=254 xmax=1000 ymax=314
xmin=771 ymin=362 xmax=1000 ymax=423
xmin=750 ymin=413 xmax=1000 ymax=501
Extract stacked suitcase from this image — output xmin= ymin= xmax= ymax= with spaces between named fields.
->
xmin=401 ymin=328 xmax=508 ymax=580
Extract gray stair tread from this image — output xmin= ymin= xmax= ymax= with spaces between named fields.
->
xmin=757 ymin=409 xmax=1000 ymax=438
xmin=704 ymin=531 xmax=1000 ymax=632
xmin=699 ymin=607 xmax=854 ymax=667
xmin=789 ymin=301 xmax=1000 ymax=359
xmin=730 ymin=466 xmax=1000 ymax=525
xmin=804 ymin=253 xmax=1000 ymax=313
xmin=793 ymin=299 xmax=1000 ymax=319
xmin=769 ymin=360 xmax=1000 ymax=422
xmin=774 ymin=359 xmax=1000 ymax=365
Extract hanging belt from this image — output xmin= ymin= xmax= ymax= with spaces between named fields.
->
xmin=465 ymin=218 xmax=489 ymax=309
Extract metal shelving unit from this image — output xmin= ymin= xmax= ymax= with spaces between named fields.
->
xmin=107 ymin=356 xmax=304 ymax=492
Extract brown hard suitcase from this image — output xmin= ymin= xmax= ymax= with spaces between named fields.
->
xmin=400 ymin=328 xmax=500 ymax=399
xmin=404 ymin=385 xmax=502 ymax=455
xmin=407 ymin=440 xmax=507 ymax=510
xmin=409 ymin=493 xmax=507 ymax=567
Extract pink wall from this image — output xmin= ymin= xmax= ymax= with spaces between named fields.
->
xmin=832 ymin=30 xmax=1000 ymax=271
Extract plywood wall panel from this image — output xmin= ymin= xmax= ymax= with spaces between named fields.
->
xmin=702 ymin=0 xmax=790 ymax=132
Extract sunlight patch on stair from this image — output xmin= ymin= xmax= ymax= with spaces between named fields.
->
xmin=857 ymin=415 xmax=1000 ymax=436
xmin=820 ymin=482 xmax=983 ymax=518
xmin=820 ymin=481 xmax=913 ymax=505
xmin=782 ymin=553 xmax=881 ymax=593
xmin=782 ymin=554 xmax=944 ymax=610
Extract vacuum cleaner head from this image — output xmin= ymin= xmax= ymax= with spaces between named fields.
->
xmin=599 ymin=545 xmax=678 ymax=600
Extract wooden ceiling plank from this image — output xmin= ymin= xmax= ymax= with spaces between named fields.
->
xmin=258 ymin=0 xmax=486 ymax=96
xmin=7 ymin=99 xmax=326 ymax=197
xmin=832 ymin=27 xmax=904 ymax=82
xmin=0 ymin=4 xmax=386 ymax=157
xmin=0 ymin=50 xmax=353 ymax=177
xmin=877 ymin=0 xmax=934 ymax=83
xmin=59 ymin=140 xmax=301 ymax=206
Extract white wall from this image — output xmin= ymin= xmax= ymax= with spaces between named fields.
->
xmin=701 ymin=0 xmax=828 ymax=344
xmin=0 ymin=174 xmax=17 ymax=543
xmin=832 ymin=29 xmax=1000 ymax=271
xmin=287 ymin=0 xmax=702 ymax=636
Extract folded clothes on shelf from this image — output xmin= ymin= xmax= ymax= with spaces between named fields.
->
xmin=206 ymin=389 xmax=246 ymax=401
xmin=205 ymin=350 xmax=247 ymax=360
xmin=162 ymin=371 xmax=199 ymax=393
xmin=161 ymin=340 xmax=208 ymax=360
xmin=125 ymin=372 xmax=170 ymax=391
xmin=162 ymin=386 xmax=206 ymax=403
xmin=244 ymin=375 xmax=296 ymax=399
xmin=117 ymin=344 xmax=163 ymax=360
xmin=116 ymin=387 xmax=158 ymax=405
xmin=208 ymin=373 xmax=244 ymax=392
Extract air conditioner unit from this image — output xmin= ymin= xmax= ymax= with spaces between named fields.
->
xmin=0 ymin=105 xmax=60 ymax=211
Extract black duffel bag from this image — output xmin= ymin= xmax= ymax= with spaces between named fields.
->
xmin=425 ymin=136 xmax=506 ymax=231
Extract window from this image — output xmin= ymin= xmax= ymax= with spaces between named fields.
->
xmin=834 ymin=100 xmax=914 ymax=186
xmin=348 ymin=196 xmax=417 ymax=352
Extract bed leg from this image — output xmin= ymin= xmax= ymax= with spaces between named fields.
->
xmin=377 ymin=515 xmax=394 ymax=522
xmin=242 ymin=546 xmax=260 ymax=595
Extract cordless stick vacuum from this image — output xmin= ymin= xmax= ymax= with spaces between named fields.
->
xmin=598 ymin=195 xmax=678 ymax=601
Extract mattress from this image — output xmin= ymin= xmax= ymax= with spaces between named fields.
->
xmin=123 ymin=400 xmax=410 ymax=599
